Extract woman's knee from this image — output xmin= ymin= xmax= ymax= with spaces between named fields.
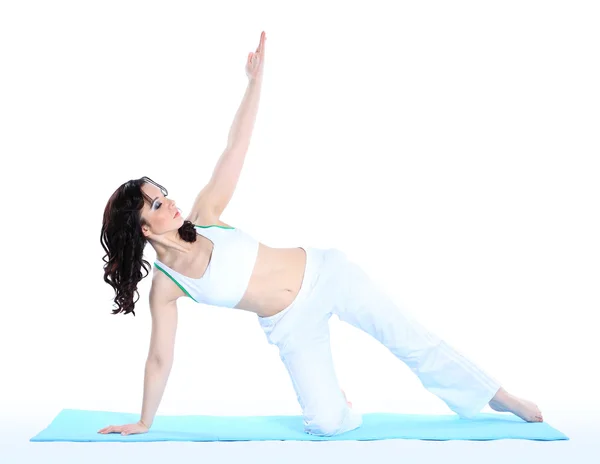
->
xmin=305 ymin=409 xmax=363 ymax=437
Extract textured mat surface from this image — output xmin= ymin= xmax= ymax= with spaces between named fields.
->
xmin=30 ymin=409 xmax=569 ymax=442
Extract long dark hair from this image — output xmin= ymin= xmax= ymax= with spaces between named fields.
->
xmin=100 ymin=176 xmax=197 ymax=316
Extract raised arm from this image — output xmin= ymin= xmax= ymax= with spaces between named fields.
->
xmin=187 ymin=32 xmax=266 ymax=222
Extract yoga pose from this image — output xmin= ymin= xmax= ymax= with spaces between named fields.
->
xmin=98 ymin=32 xmax=543 ymax=437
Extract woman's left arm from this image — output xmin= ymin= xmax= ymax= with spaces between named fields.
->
xmin=202 ymin=32 xmax=266 ymax=219
xmin=226 ymin=76 xmax=263 ymax=152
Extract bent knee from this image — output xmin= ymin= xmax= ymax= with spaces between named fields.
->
xmin=457 ymin=408 xmax=479 ymax=420
xmin=305 ymin=410 xmax=363 ymax=437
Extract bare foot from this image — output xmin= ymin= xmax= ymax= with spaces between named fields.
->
xmin=341 ymin=389 xmax=353 ymax=408
xmin=489 ymin=387 xmax=543 ymax=422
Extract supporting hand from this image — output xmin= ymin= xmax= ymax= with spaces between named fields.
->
xmin=98 ymin=420 xmax=149 ymax=436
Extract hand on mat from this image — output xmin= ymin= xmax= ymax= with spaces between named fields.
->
xmin=98 ymin=420 xmax=149 ymax=436
xmin=245 ymin=31 xmax=266 ymax=81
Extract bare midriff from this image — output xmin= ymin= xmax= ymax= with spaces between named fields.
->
xmin=234 ymin=243 xmax=307 ymax=318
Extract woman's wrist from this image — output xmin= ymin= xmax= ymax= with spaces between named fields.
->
xmin=139 ymin=418 xmax=151 ymax=428
xmin=249 ymin=76 xmax=263 ymax=86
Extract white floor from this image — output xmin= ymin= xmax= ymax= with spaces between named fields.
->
xmin=2 ymin=411 xmax=595 ymax=464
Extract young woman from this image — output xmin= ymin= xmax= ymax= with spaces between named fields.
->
xmin=98 ymin=32 xmax=543 ymax=438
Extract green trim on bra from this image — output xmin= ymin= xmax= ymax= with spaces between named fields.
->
xmin=193 ymin=223 xmax=235 ymax=229
xmin=153 ymin=262 xmax=198 ymax=303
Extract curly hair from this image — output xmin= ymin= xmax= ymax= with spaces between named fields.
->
xmin=100 ymin=176 xmax=197 ymax=316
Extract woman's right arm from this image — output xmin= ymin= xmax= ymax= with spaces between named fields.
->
xmin=99 ymin=289 xmax=178 ymax=435
xmin=140 ymin=291 xmax=179 ymax=428
xmin=140 ymin=358 xmax=173 ymax=427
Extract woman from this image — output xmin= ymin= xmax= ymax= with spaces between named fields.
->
xmin=98 ymin=32 xmax=543 ymax=437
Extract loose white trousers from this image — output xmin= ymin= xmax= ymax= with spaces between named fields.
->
xmin=257 ymin=247 xmax=501 ymax=437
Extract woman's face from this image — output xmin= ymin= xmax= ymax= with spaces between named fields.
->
xmin=140 ymin=182 xmax=183 ymax=236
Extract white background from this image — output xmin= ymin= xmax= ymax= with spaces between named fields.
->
xmin=1 ymin=0 xmax=598 ymax=462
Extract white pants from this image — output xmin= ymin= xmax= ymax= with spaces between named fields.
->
xmin=257 ymin=247 xmax=501 ymax=437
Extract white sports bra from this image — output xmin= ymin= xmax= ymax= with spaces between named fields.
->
xmin=153 ymin=224 xmax=259 ymax=308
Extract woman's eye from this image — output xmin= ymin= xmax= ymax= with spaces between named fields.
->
xmin=153 ymin=201 xmax=162 ymax=210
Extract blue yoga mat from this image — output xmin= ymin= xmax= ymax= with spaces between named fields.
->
xmin=30 ymin=409 xmax=569 ymax=442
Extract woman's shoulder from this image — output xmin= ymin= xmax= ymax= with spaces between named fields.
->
xmin=151 ymin=265 xmax=186 ymax=302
